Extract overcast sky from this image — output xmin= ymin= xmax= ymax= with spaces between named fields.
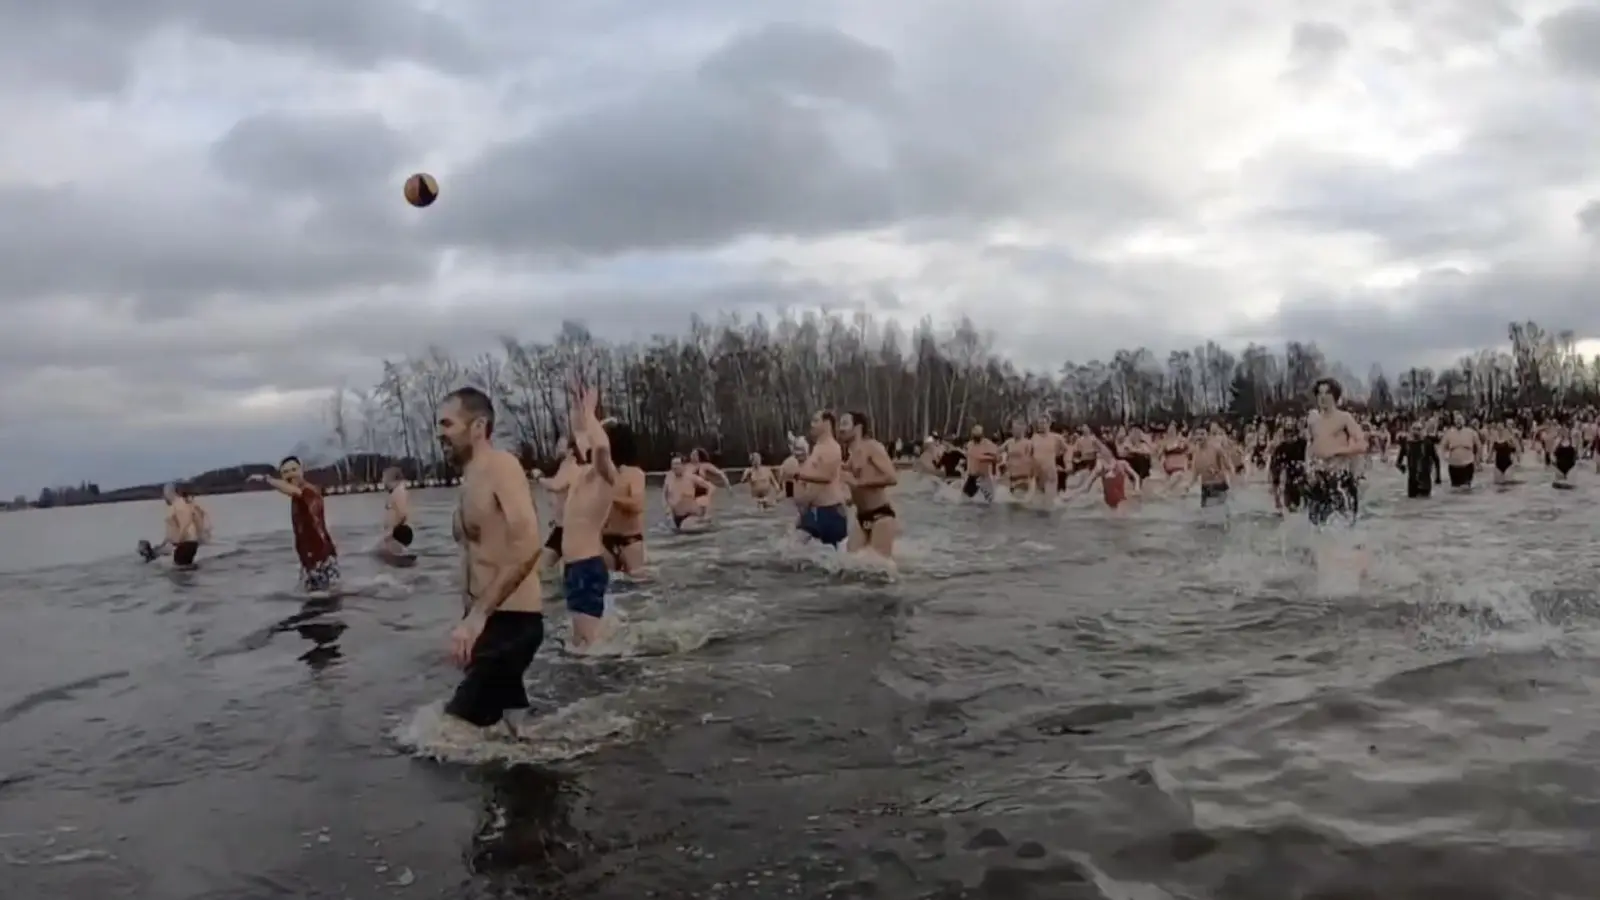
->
xmin=5 ymin=0 xmax=1600 ymax=496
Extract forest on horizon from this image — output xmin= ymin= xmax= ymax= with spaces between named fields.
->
xmin=27 ymin=312 xmax=1596 ymax=508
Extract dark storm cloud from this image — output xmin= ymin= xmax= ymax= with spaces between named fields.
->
xmin=0 ymin=0 xmax=482 ymax=92
xmin=210 ymin=111 xmax=412 ymax=196
xmin=430 ymin=16 xmax=1170 ymax=259
xmin=1259 ymin=262 xmax=1600 ymax=372
xmin=1539 ymin=5 xmax=1600 ymax=77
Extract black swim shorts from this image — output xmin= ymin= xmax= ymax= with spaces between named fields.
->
xmin=173 ymin=541 xmax=199 ymax=566
xmin=445 ymin=611 xmax=545 ymax=728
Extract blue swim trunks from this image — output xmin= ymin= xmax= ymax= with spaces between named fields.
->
xmin=562 ymin=556 xmax=609 ymax=618
xmin=797 ymin=504 xmax=848 ymax=547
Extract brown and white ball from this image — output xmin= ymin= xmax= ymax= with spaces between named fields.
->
xmin=403 ymin=173 xmax=438 ymax=208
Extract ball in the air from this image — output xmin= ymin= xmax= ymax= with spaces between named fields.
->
xmin=404 ymin=173 xmax=439 ymax=208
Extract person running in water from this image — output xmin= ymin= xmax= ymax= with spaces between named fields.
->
xmin=688 ymin=448 xmax=731 ymax=518
xmin=248 ymin=456 xmax=339 ymax=594
xmin=840 ymin=410 xmax=900 ymax=560
xmin=439 ymin=386 xmax=546 ymax=734
xmin=1440 ymin=414 xmax=1481 ymax=490
xmin=1396 ymin=421 xmax=1442 ymax=499
xmin=151 ymin=483 xmax=201 ymax=567
xmin=794 ymin=410 xmax=849 ymax=547
xmin=534 ymin=440 xmax=583 ymax=572
xmin=1551 ymin=418 xmax=1578 ymax=488
xmin=1269 ymin=420 xmax=1309 ymax=514
xmin=1075 ymin=444 xmax=1141 ymax=510
xmin=600 ymin=423 xmax=648 ymax=575
xmin=1305 ymin=378 xmax=1367 ymax=527
xmin=179 ymin=485 xmax=212 ymax=546
xmin=741 ymin=453 xmax=779 ymax=508
xmin=1191 ymin=423 xmax=1233 ymax=509
xmin=553 ymin=381 xmax=619 ymax=649
xmin=962 ymin=425 xmax=999 ymax=501
xmin=380 ymin=466 xmax=414 ymax=558
xmin=779 ymin=438 xmax=807 ymax=501
xmin=663 ymin=456 xmax=716 ymax=530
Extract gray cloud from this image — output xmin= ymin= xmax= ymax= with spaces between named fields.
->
xmin=429 ymin=15 xmax=1172 ymax=260
xmin=1284 ymin=22 xmax=1350 ymax=84
xmin=1579 ymin=200 xmax=1600 ymax=234
xmin=0 ymin=0 xmax=482 ymax=92
xmin=1540 ymin=5 xmax=1600 ymax=76
xmin=0 ymin=181 xmax=430 ymax=318
xmin=210 ymin=111 xmax=412 ymax=196
xmin=4 ymin=0 xmax=1600 ymax=495
xmin=1259 ymin=261 xmax=1600 ymax=374
xmin=697 ymin=22 xmax=896 ymax=104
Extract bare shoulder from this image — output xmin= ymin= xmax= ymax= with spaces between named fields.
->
xmin=489 ymin=450 xmax=533 ymax=491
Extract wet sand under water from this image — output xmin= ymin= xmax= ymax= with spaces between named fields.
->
xmin=5 ymin=463 xmax=1600 ymax=899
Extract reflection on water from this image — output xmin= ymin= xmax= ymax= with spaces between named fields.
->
xmin=5 ymin=465 xmax=1600 ymax=898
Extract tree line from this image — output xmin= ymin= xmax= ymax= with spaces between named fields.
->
xmin=30 ymin=312 xmax=1598 ymax=506
xmin=308 ymin=313 xmax=1600 ymax=479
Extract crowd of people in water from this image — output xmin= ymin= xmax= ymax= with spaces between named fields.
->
xmin=134 ymin=375 xmax=1595 ymax=741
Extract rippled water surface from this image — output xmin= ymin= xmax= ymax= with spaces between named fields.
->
xmin=5 ymin=463 xmax=1600 ymax=899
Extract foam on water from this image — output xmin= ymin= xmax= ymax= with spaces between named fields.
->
xmin=393 ymin=698 xmax=636 ymax=766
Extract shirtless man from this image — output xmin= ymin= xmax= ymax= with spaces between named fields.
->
xmin=779 ymin=438 xmax=807 ymax=502
xmin=380 ymin=466 xmax=414 ymax=557
xmin=688 ymin=448 xmax=730 ymax=517
xmin=535 ymin=441 xmax=582 ymax=570
xmin=247 ymin=456 xmax=339 ymax=594
xmin=663 ymin=456 xmax=715 ymax=530
xmin=438 ymin=386 xmax=547 ymax=733
xmin=556 ymin=382 xmax=619 ymax=648
xmin=999 ymin=420 xmax=1033 ymax=497
xmin=961 ymin=425 xmax=999 ymax=501
xmin=1440 ymin=413 xmax=1480 ymax=490
xmin=915 ymin=437 xmax=945 ymax=478
xmin=600 ymin=424 xmax=648 ymax=575
xmin=155 ymin=483 xmax=201 ymax=567
xmin=741 ymin=453 xmax=779 ymax=509
xmin=1028 ymin=416 xmax=1068 ymax=502
xmin=178 ymin=485 xmax=212 ymax=545
xmin=794 ymin=410 xmax=850 ymax=547
xmin=1191 ymin=423 xmax=1234 ymax=508
xmin=1305 ymin=378 xmax=1368 ymax=526
xmin=1535 ymin=419 xmax=1558 ymax=468
xmin=840 ymin=410 xmax=900 ymax=559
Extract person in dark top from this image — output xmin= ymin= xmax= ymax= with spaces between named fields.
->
xmin=937 ymin=445 xmax=965 ymax=480
xmin=1395 ymin=421 xmax=1443 ymax=498
xmin=1269 ymin=425 xmax=1309 ymax=513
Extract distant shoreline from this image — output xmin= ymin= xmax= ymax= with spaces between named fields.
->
xmin=8 ymin=460 xmax=921 ymax=511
